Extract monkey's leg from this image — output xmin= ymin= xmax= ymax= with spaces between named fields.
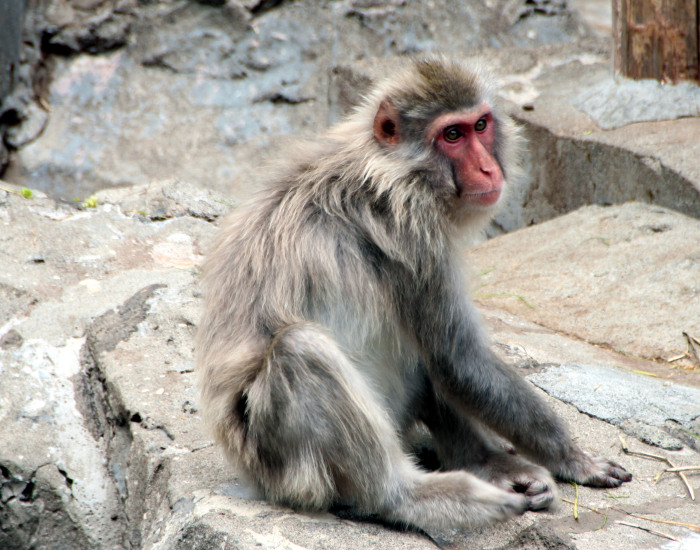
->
xmin=419 ymin=388 xmax=556 ymax=511
xmin=243 ymin=323 xmax=527 ymax=530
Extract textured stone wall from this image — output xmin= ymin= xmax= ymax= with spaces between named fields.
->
xmin=0 ymin=0 xmax=25 ymax=101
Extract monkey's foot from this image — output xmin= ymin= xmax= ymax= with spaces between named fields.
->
xmin=561 ymin=452 xmax=633 ymax=488
xmin=389 ymin=470 xmax=529 ymax=531
xmin=511 ymin=471 xmax=557 ymax=511
xmin=475 ymin=453 xmax=558 ymax=512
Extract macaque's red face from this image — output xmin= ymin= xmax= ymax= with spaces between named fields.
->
xmin=373 ymin=99 xmax=504 ymax=208
xmin=427 ymin=104 xmax=503 ymax=206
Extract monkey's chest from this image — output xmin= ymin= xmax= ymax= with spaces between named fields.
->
xmin=345 ymin=330 xmax=423 ymax=427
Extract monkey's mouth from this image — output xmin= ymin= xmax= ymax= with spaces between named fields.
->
xmin=461 ymin=188 xmax=502 ymax=206
xmin=450 ymin=166 xmax=502 ymax=206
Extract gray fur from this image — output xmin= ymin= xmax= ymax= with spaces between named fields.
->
xmin=197 ymin=56 xmax=631 ymax=531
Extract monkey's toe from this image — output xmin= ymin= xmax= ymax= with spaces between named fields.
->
xmin=513 ymin=475 xmax=556 ymax=511
xmin=590 ymin=474 xmax=625 ymax=488
xmin=513 ymin=478 xmax=555 ymax=511
xmin=501 ymin=492 xmax=529 ymax=518
xmin=607 ymin=461 xmax=633 ymax=482
xmin=525 ymin=491 xmax=554 ymax=511
xmin=598 ymin=467 xmax=632 ymax=487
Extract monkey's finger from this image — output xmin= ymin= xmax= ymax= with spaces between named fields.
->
xmin=598 ymin=476 xmax=625 ymax=488
xmin=582 ymin=471 xmax=628 ymax=488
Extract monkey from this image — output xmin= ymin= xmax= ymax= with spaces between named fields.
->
xmin=196 ymin=55 xmax=631 ymax=532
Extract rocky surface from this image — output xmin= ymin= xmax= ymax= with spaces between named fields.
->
xmin=0 ymin=0 xmax=699 ymax=549
xmin=0 ymin=180 xmax=218 ymax=549
xmin=2 ymin=0 xmax=592 ymax=200
xmin=469 ymin=202 xmax=700 ymax=367
xmin=0 ymin=0 xmax=26 ymax=168
xmin=0 ymin=0 xmax=24 ymax=101
xmin=1 ymin=180 xmax=699 ymax=549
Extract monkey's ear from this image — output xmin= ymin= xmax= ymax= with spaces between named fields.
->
xmin=373 ymin=100 xmax=401 ymax=147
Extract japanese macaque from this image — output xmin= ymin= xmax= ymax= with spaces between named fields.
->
xmin=197 ymin=56 xmax=631 ymax=531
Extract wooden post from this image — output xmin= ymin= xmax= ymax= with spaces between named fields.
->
xmin=613 ymin=0 xmax=700 ymax=83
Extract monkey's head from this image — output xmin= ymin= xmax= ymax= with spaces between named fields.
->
xmin=363 ymin=56 xmax=521 ymax=224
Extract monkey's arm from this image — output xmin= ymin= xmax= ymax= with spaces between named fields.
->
xmin=409 ymin=271 xmax=631 ymax=488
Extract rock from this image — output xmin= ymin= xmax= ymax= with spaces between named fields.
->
xmin=0 ymin=0 xmax=25 ymax=172
xmin=618 ymin=420 xmax=684 ymax=451
xmin=43 ymin=0 xmax=134 ymax=54
xmin=9 ymin=0 xmax=592 ymax=202
xmin=0 ymin=178 xmax=223 ymax=548
xmin=0 ymin=329 xmax=24 ymax=349
xmin=0 ymin=282 xmax=39 ymax=326
xmin=1 ymin=179 xmax=699 ymax=549
xmin=572 ymin=78 xmax=700 ymax=130
xmin=4 ymin=100 xmax=48 ymax=148
xmin=527 ymin=364 xmax=700 ymax=450
xmin=0 ymin=0 xmax=24 ymax=100
xmin=94 ymin=179 xmax=234 ymax=222
xmin=469 ymin=202 xmax=700 ymax=364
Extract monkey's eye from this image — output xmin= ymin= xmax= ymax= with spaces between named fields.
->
xmin=474 ymin=118 xmax=487 ymax=132
xmin=443 ymin=126 xmax=462 ymax=142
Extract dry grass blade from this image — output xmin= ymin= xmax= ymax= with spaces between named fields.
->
xmin=627 ymin=513 xmax=700 ymax=533
xmin=620 ymin=435 xmax=695 ymax=500
xmin=474 ymin=292 xmax=535 ymax=309
xmin=619 ymin=435 xmax=666 ymax=461
xmin=663 ymin=466 xmax=700 ymax=473
xmin=561 ymin=498 xmax=599 ymax=514
xmin=594 ymin=507 xmax=609 ymax=531
xmin=570 ymin=481 xmax=579 ymax=520
xmin=562 ymin=498 xmax=700 ymax=532
xmin=615 ymin=521 xmax=678 ymax=542
xmin=653 ymin=467 xmax=696 ymax=501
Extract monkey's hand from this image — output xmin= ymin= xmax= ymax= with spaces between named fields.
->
xmin=475 ymin=452 xmax=559 ymax=512
xmin=558 ymin=451 xmax=632 ymax=488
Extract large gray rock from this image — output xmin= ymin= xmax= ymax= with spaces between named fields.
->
xmin=7 ymin=0 xmax=592 ymax=201
xmin=1 ymin=180 xmax=699 ymax=549
xmin=572 ymin=78 xmax=700 ymax=130
xmin=0 ymin=180 xmax=219 ymax=548
xmin=528 ymin=364 xmax=700 ymax=451
xmin=0 ymin=0 xmax=24 ymax=100
xmin=469 ymin=201 xmax=700 ymax=367
xmin=512 ymin=59 xmax=700 ymax=226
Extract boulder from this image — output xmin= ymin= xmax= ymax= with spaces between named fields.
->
xmin=1 ymin=181 xmax=698 ymax=549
